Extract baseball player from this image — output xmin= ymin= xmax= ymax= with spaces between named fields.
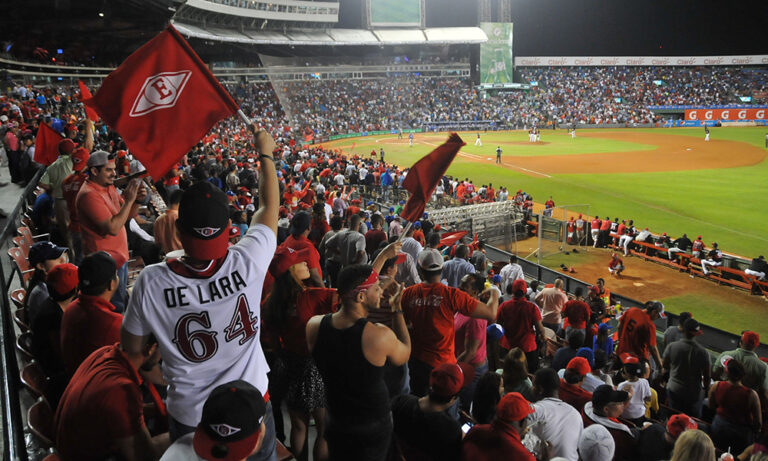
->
xmin=121 ymin=129 xmax=281 ymax=460
xmin=704 ymin=125 xmax=710 ymax=142
xmin=409 ymin=132 xmax=414 ymax=147
xmin=496 ymin=146 xmax=502 ymax=164
xmin=608 ymin=253 xmax=625 ymax=277
xmin=571 ymin=122 xmax=576 ymax=139
xmin=475 ymin=133 xmax=482 ymax=146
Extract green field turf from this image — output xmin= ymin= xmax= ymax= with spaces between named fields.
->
xmin=325 ymin=127 xmax=768 ymax=257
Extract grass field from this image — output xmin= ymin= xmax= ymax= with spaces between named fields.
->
xmin=321 ymin=127 xmax=768 ymax=257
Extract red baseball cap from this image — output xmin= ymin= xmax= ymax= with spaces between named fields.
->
xmin=47 ymin=263 xmax=79 ymax=297
xmin=429 ymin=362 xmax=475 ymax=398
xmin=511 ymin=279 xmax=527 ymax=294
xmin=229 ymin=226 xmax=241 ymax=238
xmin=269 ymin=246 xmax=310 ymax=278
xmin=496 ymin=392 xmax=535 ymax=422
xmin=71 ymin=147 xmax=89 ymax=172
xmin=566 ymin=357 xmax=591 ymax=376
xmin=58 ymin=138 xmax=76 ymax=156
xmin=667 ymin=414 xmax=697 ymax=438
xmin=742 ymin=331 xmax=760 ymax=349
xmin=619 ymin=352 xmax=639 ymax=365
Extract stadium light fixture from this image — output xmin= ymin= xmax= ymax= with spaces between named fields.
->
xmin=98 ymin=12 xmax=104 ymax=17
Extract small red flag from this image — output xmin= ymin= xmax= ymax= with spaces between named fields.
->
xmin=401 ymin=133 xmax=465 ymax=222
xmin=83 ymin=25 xmax=239 ymax=178
xmin=439 ymin=231 xmax=468 ymax=248
xmin=77 ymin=80 xmax=99 ymax=122
xmin=34 ymin=123 xmax=64 ymax=166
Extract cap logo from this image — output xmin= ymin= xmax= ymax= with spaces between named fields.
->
xmin=130 ymin=71 xmax=192 ymax=117
xmin=194 ymin=226 xmax=221 ymax=238
xmin=209 ymin=423 xmax=241 ymax=438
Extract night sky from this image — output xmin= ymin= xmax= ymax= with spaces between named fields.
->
xmin=345 ymin=0 xmax=768 ymax=57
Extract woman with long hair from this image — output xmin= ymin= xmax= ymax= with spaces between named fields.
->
xmin=708 ymin=359 xmax=763 ymax=454
xmin=670 ymin=429 xmax=716 ymax=461
xmin=264 ymin=246 xmax=337 ymax=461
xmin=501 ymin=348 xmax=533 ymax=401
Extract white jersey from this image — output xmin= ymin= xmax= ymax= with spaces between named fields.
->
xmin=123 ymin=224 xmax=276 ymax=426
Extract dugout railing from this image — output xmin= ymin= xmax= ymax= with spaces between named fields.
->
xmin=0 ymin=171 xmax=44 ymax=461
xmin=484 ymin=244 xmax=768 ymax=358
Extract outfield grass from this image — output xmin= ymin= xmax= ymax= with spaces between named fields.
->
xmin=660 ymin=293 xmax=768 ymax=336
xmin=323 ymin=127 xmax=768 ymax=256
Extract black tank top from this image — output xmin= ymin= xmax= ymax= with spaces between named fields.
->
xmin=313 ymin=314 xmax=390 ymax=425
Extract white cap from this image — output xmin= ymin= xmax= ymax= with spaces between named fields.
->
xmin=579 ymin=425 xmax=615 ymax=461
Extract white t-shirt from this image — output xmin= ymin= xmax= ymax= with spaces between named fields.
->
xmin=529 ymin=397 xmax=583 ymax=461
xmin=159 ymin=433 xmax=202 ymax=461
xmin=618 ymin=378 xmax=651 ymax=420
xmin=123 ymin=225 xmax=276 ymax=426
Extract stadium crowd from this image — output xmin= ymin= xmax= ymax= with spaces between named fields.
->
xmin=1 ymin=77 xmax=768 ymax=461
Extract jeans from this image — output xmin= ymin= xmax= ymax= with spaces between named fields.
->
xmin=325 ymin=414 xmax=392 ymax=461
xmin=711 ymin=414 xmax=755 ymax=454
xmin=666 ymin=388 xmax=702 ymax=418
xmin=111 ymin=263 xmax=129 ymax=313
xmin=459 ymin=361 xmax=489 ymax=412
xmin=170 ymin=400 xmax=278 ymax=461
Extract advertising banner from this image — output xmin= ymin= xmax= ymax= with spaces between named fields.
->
xmin=480 ymin=23 xmax=514 ymax=84
xmin=515 ymin=55 xmax=768 ymax=67
xmin=684 ymin=108 xmax=768 ymax=121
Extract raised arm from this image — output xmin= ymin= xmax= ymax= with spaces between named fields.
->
xmin=251 ymin=128 xmax=278 ymax=234
xmin=469 ymin=287 xmax=500 ymax=321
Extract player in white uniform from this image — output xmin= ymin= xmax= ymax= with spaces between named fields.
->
xmin=474 ymin=133 xmax=482 ymax=146
xmin=122 ymin=129 xmax=279 ymax=461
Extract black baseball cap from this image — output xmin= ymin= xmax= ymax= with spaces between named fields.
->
xmin=193 ymin=380 xmax=266 ymax=461
xmin=28 ymin=241 xmax=68 ymax=266
xmin=79 ymin=251 xmax=117 ymax=290
xmin=289 ymin=211 xmax=311 ymax=236
xmin=684 ymin=318 xmax=704 ymax=336
xmin=177 ymin=182 xmax=231 ymax=260
xmin=592 ymin=384 xmax=629 ymax=410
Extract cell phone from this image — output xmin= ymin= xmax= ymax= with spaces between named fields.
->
xmin=461 ymin=422 xmax=474 ymax=434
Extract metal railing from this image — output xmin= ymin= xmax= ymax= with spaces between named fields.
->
xmin=1 ymin=171 xmax=44 ymax=461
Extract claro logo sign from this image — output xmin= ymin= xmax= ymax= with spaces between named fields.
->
xmin=686 ymin=108 xmax=768 ymax=121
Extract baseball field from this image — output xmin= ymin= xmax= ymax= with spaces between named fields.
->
xmin=318 ymin=127 xmax=768 ymax=334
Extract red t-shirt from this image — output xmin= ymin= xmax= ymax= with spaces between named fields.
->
xmin=76 ymin=179 xmax=129 ymax=268
xmin=365 ymin=229 xmax=387 ymax=256
xmin=562 ymin=300 xmax=591 ymax=330
xmin=60 ymin=295 xmax=122 ymax=376
xmin=496 ymin=297 xmax=541 ymax=353
xmin=559 ymin=379 xmax=593 ymax=413
xmin=280 ymin=288 xmax=336 ymax=356
xmin=454 ymin=313 xmax=487 ymax=366
xmin=600 ymin=220 xmax=611 ymax=231
xmin=402 ymin=283 xmax=478 ymax=367
xmin=61 ymin=171 xmax=87 ymax=232
xmin=55 ymin=345 xmax=145 ymax=461
xmin=616 ymin=307 xmax=657 ymax=359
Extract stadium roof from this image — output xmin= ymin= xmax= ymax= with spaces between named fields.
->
xmin=171 ymin=21 xmax=487 ymax=46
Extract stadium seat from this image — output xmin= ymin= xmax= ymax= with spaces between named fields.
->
xmin=20 ymin=361 xmax=49 ymax=399
xmin=17 ymin=226 xmax=50 ymax=249
xmin=42 ymin=454 xmax=61 ymax=461
xmin=10 ymin=288 xmax=26 ymax=310
xmin=27 ymin=398 xmax=55 ymax=448
xmin=13 ymin=235 xmax=30 ymax=257
xmin=8 ymin=246 xmax=34 ymax=289
xmin=16 ymin=331 xmax=35 ymax=361
xmin=13 ymin=308 xmax=29 ymax=332
xmin=276 ymin=440 xmax=295 ymax=461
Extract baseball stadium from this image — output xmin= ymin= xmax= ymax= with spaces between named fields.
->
xmin=0 ymin=0 xmax=767 ymax=460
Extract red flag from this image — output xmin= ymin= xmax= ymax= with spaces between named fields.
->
xmin=34 ymin=123 xmax=63 ymax=166
xmin=83 ymin=25 xmax=238 ymax=178
xmin=77 ymin=80 xmax=99 ymax=122
xmin=401 ymin=133 xmax=465 ymax=222
xmin=439 ymin=231 xmax=468 ymax=248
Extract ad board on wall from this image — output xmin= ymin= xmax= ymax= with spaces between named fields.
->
xmin=685 ymin=108 xmax=767 ymax=121
xmin=480 ymin=23 xmax=514 ymax=84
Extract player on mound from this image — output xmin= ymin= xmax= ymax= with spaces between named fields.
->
xmin=608 ymin=253 xmax=625 ymax=278
xmin=475 ymin=133 xmax=482 ymax=146
xmin=496 ymin=146 xmax=502 ymax=164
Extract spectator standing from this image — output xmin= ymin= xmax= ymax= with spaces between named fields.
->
xmin=399 ymin=225 xmax=423 ymax=263
xmin=38 ymin=138 xmax=75 ymax=244
xmin=441 ymin=244 xmax=475 ymax=288
xmin=364 ymin=214 xmax=387 ymax=258
xmin=391 ymin=363 xmax=470 ymax=461
xmin=498 ymin=254 xmax=524 ymax=293
xmin=535 ymin=278 xmax=568 ymax=332
xmin=455 ymin=273 xmax=492 ymax=411
xmin=402 ymin=249 xmax=499 ymax=396
xmin=529 ymin=367 xmax=583 ymax=461
xmin=281 ymin=211 xmax=324 ymax=287
xmin=496 ymin=279 xmax=545 ymax=373
xmin=325 ymin=214 xmax=367 ymax=268
xmin=708 ymin=359 xmax=763 ymax=454
xmin=712 ymin=331 xmax=767 ymax=397
xmin=662 ymin=311 xmax=692 ymax=353
xmin=153 ymin=189 xmax=184 ymax=255
xmin=561 ymin=287 xmax=590 ymax=338
xmin=461 ymin=392 xmax=540 ymax=461
xmin=615 ymin=301 xmax=664 ymax=369
xmin=469 ymin=241 xmax=487 ymax=275
xmin=121 ymin=130 xmax=280 ymax=460
xmin=617 ymin=356 xmax=652 ymax=425
xmin=306 ymin=262 xmax=411 ymax=461
xmin=54 ymin=338 xmax=169 ymax=461
xmin=76 ymin=151 xmax=146 ymax=312
xmin=60 ymin=147 xmax=90 ymax=263
xmin=662 ymin=318 xmax=711 ymax=417
xmin=60 ymin=252 xmax=121 ymax=377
